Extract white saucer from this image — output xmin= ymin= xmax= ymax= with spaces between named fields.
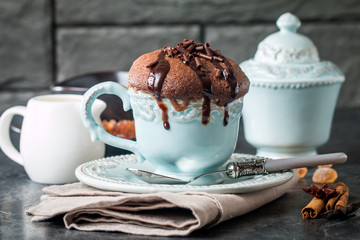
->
xmin=75 ymin=153 xmax=294 ymax=194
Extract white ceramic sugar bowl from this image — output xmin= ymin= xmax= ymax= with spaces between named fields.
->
xmin=240 ymin=12 xmax=345 ymax=159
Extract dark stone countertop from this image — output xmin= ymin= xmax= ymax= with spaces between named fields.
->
xmin=0 ymin=107 xmax=359 ymax=240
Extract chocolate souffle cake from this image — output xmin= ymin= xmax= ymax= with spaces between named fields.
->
xmin=128 ymin=39 xmax=250 ymax=129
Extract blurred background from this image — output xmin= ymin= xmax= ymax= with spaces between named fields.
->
xmin=0 ymin=0 xmax=359 ymax=114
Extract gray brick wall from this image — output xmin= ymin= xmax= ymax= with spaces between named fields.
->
xmin=1 ymin=0 xmax=360 ymax=114
xmin=56 ymin=26 xmax=201 ymax=81
xmin=0 ymin=0 xmax=51 ymax=89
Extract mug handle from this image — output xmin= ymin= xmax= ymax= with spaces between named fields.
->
xmin=0 ymin=106 xmax=26 ymax=166
xmin=81 ymin=81 xmax=141 ymax=158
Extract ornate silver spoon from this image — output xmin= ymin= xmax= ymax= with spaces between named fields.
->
xmin=126 ymin=152 xmax=347 ymax=184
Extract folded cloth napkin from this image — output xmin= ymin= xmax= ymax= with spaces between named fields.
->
xmin=26 ymin=172 xmax=299 ymax=236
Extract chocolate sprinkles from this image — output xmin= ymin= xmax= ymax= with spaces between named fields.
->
xmin=187 ymin=44 xmax=195 ymax=53
xmin=195 ymin=57 xmax=202 ymax=68
xmin=204 ymin=42 xmax=213 ymax=56
xmin=183 ymin=54 xmax=190 ymax=63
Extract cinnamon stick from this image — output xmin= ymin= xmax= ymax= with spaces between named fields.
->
xmin=302 ymin=197 xmax=325 ymax=219
xmin=335 ymin=184 xmax=349 ymax=210
xmin=325 ymin=182 xmax=348 ymax=211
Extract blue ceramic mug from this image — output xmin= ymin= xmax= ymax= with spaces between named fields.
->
xmin=81 ymin=81 xmax=243 ymax=180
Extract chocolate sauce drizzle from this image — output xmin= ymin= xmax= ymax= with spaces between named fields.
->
xmin=146 ymin=51 xmax=171 ymax=129
xmin=156 ymin=99 xmax=170 ymax=130
xmin=147 ymin=51 xmax=170 ymax=98
xmin=146 ymin=39 xmax=238 ymax=129
xmin=212 ymin=57 xmax=239 ymax=126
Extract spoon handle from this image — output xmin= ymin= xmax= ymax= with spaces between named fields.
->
xmin=265 ymin=152 xmax=347 ymax=172
xmin=226 ymin=152 xmax=347 ymax=178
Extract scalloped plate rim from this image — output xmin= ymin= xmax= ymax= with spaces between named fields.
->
xmin=75 ymin=153 xmax=294 ymax=194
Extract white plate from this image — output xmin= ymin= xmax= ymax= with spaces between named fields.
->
xmin=75 ymin=153 xmax=294 ymax=194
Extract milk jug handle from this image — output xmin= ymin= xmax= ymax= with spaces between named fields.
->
xmin=0 ymin=106 xmax=26 ymax=166
xmin=81 ymin=81 xmax=140 ymax=155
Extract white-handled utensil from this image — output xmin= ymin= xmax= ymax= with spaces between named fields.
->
xmin=126 ymin=152 xmax=347 ymax=184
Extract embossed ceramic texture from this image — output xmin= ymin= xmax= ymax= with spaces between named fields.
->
xmin=81 ymin=81 xmax=244 ymax=181
xmin=75 ymin=153 xmax=294 ymax=193
xmin=128 ymin=89 xmax=243 ymax=124
xmin=240 ymin=13 xmax=345 ymax=158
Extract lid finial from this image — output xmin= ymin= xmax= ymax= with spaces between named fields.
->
xmin=276 ymin=12 xmax=301 ymax=33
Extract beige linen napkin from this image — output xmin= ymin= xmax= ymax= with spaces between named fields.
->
xmin=26 ymin=172 xmax=299 ymax=236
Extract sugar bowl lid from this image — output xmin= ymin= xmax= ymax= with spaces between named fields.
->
xmin=240 ymin=12 xmax=345 ymax=85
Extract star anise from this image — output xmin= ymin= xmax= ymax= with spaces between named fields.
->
xmin=303 ymin=184 xmax=338 ymax=201
xmin=321 ymin=202 xmax=360 ymax=219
